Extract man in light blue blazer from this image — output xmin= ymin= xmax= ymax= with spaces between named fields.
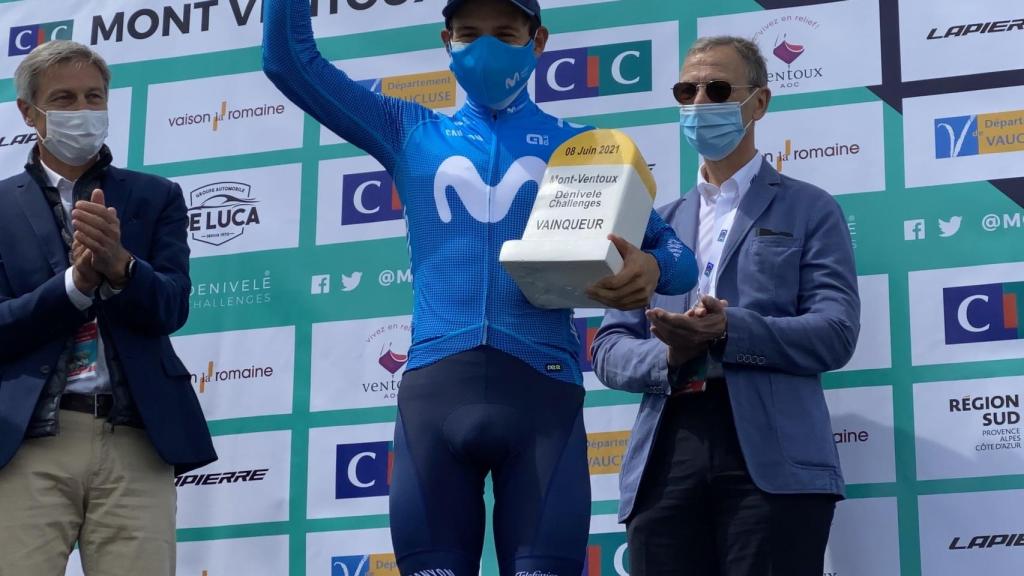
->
xmin=592 ymin=36 xmax=860 ymax=576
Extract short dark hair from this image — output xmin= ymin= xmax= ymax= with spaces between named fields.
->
xmin=445 ymin=10 xmax=540 ymax=37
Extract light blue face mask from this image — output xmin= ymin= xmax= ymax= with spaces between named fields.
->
xmin=449 ymin=35 xmax=537 ymax=110
xmin=679 ymin=88 xmax=760 ymax=161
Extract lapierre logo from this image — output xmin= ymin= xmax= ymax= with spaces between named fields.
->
xmin=90 ymin=1 xmax=424 ymax=45
xmin=934 ymin=109 xmax=1024 ymax=159
xmin=927 ymin=19 xmax=1024 ymax=40
xmin=761 ymin=138 xmax=860 ymax=172
xmin=751 ymin=14 xmax=824 ymax=90
xmin=949 ymin=533 xmax=1024 ymax=550
xmin=187 ymin=182 xmax=260 ymax=246
xmin=942 ymin=283 xmax=1023 ymax=344
xmin=0 ymin=132 xmax=37 ymax=149
xmin=342 ymin=170 xmax=403 ymax=225
xmin=174 ymin=468 xmax=269 ymax=487
xmin=190 ymin=360 xmax=273 ymax=394
xmin=535 ymin=41 xmax=652 ymax=103
xmin=356 ymin=70 xmax=455 ymax=110
xmin=168 ymin=100 xmax=287 ymax=132
xmin=335 ymin=441 xmax=394 ymax=499
xmin=8 ymin=20 xmax=73 ymax=56
xmin=332 ymin=553 xmax=400 ymax=576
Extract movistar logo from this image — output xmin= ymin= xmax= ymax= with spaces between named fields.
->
xmin=433 ymin=156 xmax=546 ymax=224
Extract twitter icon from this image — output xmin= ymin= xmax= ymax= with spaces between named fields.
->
xmin=938 ymin=217 xmax=962 ymax=238
xmin=341 ymin=272 xmax=363 ymax=292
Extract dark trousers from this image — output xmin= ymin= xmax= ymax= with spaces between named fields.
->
xmin=626 ymin=381 xmax=837 ymax=576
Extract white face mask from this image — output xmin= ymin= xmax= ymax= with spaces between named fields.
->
xmin=34 ymin=107 xmax=108 ymax=166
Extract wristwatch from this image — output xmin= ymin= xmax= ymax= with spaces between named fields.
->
xmin=123 ymin=254 xmax=137 ymax=282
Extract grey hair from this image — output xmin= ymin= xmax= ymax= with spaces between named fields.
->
xmin=686 ymin=36 xmax=768 ymax=88
xmin=14 ymin=40 xmax=111 ymax=105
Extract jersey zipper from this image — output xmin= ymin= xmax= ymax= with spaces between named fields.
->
xmin=481 ymin=111 xmax=501 ymax=345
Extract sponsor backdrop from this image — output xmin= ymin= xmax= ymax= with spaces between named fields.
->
xmin=1 ymin=0 xmax=1021 ymax=574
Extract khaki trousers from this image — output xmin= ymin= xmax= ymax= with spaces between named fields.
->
xmin=0 ymin=410 xmax=176 ymax=576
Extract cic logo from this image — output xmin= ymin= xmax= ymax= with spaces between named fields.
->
xmin=341 ymin=170 xmax=404 ymax=225
xmin=943 ymin=282 xmax=1023 ymax=344
xmin=8 ymin=21 xmax=73 ymax=56
xmin=535 ymin=41 xmax=653 ymax=103
xmin=335 ymin=441 xmax=394 ymax=499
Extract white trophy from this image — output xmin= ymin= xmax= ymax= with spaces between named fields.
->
xmin=500 ymin=129 xmax=656 ymax=309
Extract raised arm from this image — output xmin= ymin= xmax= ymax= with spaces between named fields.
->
xmin=262 ymin=0 xmax=434 ymax=173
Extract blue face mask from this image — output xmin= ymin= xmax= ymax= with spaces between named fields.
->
xmin=449 ymin=35 xmax=537 ymax=110
xmin=679 ymin=88 xmax=760 ymax=161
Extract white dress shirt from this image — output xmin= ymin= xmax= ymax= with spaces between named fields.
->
xmin=695 ymin=153 xmax=763 ymax=297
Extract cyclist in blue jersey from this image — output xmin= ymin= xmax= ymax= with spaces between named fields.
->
xmin=263 ymin=1 xmax=698 ymax=575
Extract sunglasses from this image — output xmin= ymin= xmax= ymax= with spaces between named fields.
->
xmin=672 ymin=81 xmax=757 ymax=104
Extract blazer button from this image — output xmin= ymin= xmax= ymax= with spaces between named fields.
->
xmin=40 ymin=365 xmax=51 ymax=375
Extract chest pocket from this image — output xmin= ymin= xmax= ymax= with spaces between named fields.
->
xmin=743 ymin=236 xmax=801 ymax=309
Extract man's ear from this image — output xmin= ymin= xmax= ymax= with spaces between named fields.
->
xmin=533 ymin=26 xmax=549 ymax=57
xmin=752 ymin=87 xmax=771 ymax=121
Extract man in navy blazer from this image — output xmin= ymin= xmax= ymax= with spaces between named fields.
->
xmin=592 ymin=36 xmax=860 ymax=576
xmin=0 ymin=41 xmax=215 ymax=575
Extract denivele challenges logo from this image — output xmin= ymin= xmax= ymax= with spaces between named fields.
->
xmin=342 ymin=170 xmax=404 ymax=226
xmin=535 ymin=41 xmax=653 ymax=103
xmin=189 ymin=270 xmax=272 ymax=310
xmin=934 ymin=109 xmax=1024 ymax=159
xmin=331 ymin=553 xmax=400 ymax=576
xmin=187 ymin=182 xmax=260 ymax=246
xmin=335 ymin=441 xmax=394 ymax=499
xmin=942 ymin=282 xmax=1023 ymax=344
xmin=357 ymin=70 xmax=456 ymax=110
xmin=8 ymin=20 xmax=73 ymax=56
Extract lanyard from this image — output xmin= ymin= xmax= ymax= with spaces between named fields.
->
xmin=698 ymin=193 xmax=739 ymax=298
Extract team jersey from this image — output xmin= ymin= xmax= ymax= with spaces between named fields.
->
xmin=263 ymin=0 xmax=697 ymax=383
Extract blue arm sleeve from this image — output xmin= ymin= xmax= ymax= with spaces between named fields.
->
xmin=262 ymin=0 xmax=434 ymax=174
xmin=640 ymin=209 xmax=698 ymax=295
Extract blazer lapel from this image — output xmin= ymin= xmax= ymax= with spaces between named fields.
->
xmin=98 ymin=167 xmax=133 ymax=227
xmin=14 ymin=173 xmax=67 ymax=275
xmin=718 ymin=159 xmax=780 ymax=272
